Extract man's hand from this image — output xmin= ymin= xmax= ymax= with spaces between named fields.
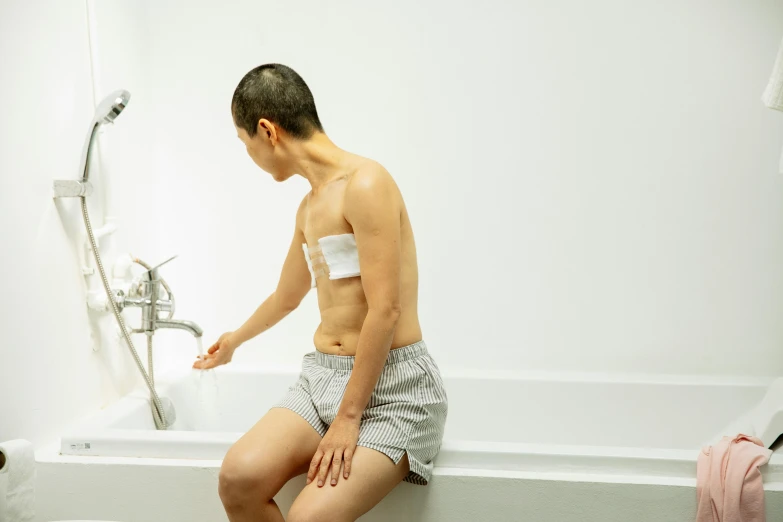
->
xmin=307 ymin=416 xmax=360 ymax=487
xmin=193 ymin=332 xmax=240 ymax=370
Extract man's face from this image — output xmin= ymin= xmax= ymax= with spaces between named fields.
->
xmin=235 ymin=122 xmax=289 ymax=182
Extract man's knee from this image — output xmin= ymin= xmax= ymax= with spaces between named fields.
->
xmin=218 ymin=449 xmax=276 ymax=506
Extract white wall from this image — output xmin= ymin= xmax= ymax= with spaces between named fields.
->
xmin=0 ymin=0 xmax=143 ymax=447
xmin=1 ymin=0 xmax=782 ymax=450
xmin=88 ymin=0 xmax=783 ymax=378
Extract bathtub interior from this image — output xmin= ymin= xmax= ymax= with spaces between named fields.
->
xmin=72 ymin=365 xmax=772 ymax=452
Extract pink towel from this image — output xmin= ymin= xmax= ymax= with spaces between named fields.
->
xmin=696 ymin=434 xmax=772 ymax=522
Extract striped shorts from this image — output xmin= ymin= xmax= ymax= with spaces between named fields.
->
xmin=274 ymin=341 xmax=448 ymax=485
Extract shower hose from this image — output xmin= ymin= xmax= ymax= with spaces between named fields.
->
xmin=80 ymin=195 xmax=168 ymax=430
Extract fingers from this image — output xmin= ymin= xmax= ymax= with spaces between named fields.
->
xmin=193 ymin=353 xmax=217 ymax=370
xmin=330 ymin=450 xmax=343 ymax=486
xmin=317 ymin=450 xmax=334 ymax=487
xmin=192 ymin=355 xmax=206 ymax=369
xmin=343 ymin=447 xmax=353 ymax=479
xmin=306 ymin=450 xmax=324 ymax=485
xmin=207 ymin=343 xmax=220 ymax=354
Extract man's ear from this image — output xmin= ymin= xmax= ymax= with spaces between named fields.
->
xmin=258 ymin=119 xmax=278 ymax=143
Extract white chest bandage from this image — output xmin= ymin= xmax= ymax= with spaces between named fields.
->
xmin=302 ymin=233 xmax=361 ymax=287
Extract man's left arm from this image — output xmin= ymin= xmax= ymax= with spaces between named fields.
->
xmin=306 ymin=167 xmax=402 ymax=487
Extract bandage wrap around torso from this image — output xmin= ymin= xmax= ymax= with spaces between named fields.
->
xmin=302 ymin=233 xmax=361 ymax=287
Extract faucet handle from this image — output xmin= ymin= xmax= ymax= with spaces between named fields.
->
xmin=149 ymin=255 xmax=178 ymax=273
xmin=141 ymin=255 xmax=178 ymax=280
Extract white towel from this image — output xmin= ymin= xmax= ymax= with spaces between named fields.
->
xmin=762 ymin=37 xmax=783 ymax=111
xmin=0 ymin=440 xmax=35 ymax=522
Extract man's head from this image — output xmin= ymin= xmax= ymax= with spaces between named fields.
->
xmin=231 ymin=64 xmax=324 ymax=180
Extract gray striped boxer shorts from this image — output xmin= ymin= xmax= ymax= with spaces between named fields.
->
xmin=274 ymin=341 xmax=448 ymax=485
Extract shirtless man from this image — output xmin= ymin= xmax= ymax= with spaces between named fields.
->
xmin=193 ymin=63 xmax=448 ymax=522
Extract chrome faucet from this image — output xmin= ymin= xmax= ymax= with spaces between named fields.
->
xmin=115 ymin=254 xmax=201 ymax=429
xmin=154 ymin=318 xmax=203 ymax=337
xmin=117 ymin=256 xmax=203 ymax=338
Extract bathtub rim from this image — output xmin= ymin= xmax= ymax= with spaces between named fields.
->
xmin=57 ymin=365 xmax=783 ymax=487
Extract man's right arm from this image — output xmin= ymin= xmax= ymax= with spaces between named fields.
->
xmin=194 ymin=200 xmax=311 ymax=369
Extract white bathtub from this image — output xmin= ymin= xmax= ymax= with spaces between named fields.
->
xmin=36 ymin=366 xmax=783 ymax=522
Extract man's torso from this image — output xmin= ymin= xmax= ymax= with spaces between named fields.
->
xmin=300 ymin=156 xmax=422 ymax=356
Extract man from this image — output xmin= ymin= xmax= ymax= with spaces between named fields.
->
xmin=193 ymin=63 xmax=448 ymax=522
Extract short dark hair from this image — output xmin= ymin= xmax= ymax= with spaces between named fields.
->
xmin=231 ymin=64 xmax=324 ymax=139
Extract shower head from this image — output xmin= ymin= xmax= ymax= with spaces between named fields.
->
xmin=52 ymin=88 xmax=134 ymax=194
xmin=79 ymin=89 xmax=130 ymax=183
xmin=93 ymin=90 xmax=131 ymax=124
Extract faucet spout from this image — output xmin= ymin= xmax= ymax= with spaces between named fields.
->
xmin=155 ymin=319 xmax=203 ymax=338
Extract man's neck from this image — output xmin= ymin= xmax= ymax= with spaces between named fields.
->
xmin=289 ymin=133 xmax=350 ymax=191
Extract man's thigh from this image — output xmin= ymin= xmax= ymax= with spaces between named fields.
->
xmin=287 ymin=447 xmax=409 ymax=522
xmin=221 ymin=407 xmax=323 ymax=492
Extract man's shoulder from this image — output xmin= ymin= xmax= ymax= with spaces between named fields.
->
xmin=343 ymin=159 xmax=401 ymax=225
xmin=347 ymin=158 xmax=393 ymax=195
